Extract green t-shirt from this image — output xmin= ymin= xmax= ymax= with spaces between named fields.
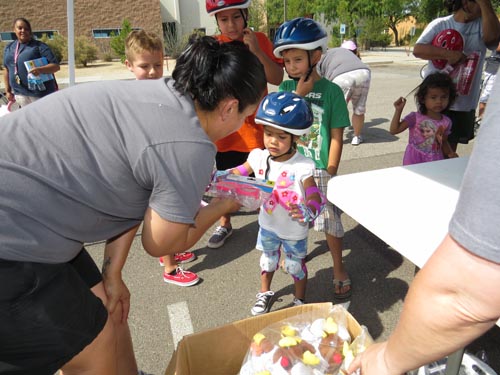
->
xmin=279 ymin=78 xmax=350 ymax=169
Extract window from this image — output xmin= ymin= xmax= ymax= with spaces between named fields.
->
xmin=33 ymin=30 xmax=57 ymax=39
xmin=92 ymin=28 xmax=120 ymax=38
xmin=0 ymin=31 xmax=57 ymax=41
xmin=92 ymin=28 xmax=140 ymax=38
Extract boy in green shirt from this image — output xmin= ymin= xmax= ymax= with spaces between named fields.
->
xmin=274 ymin=18 xmax=352 ymax=299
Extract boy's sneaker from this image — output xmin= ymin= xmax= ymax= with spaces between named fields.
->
xmin=251 ymin=291 xmax=275 ymax=316
xmin=159 ymin=252 xmax=196 ymax=266
xmin=351 ymin=135 xmax=363 ymax=145
xmin=207 ymin=226 xmax=233 ymax=249
xmin=163 ymin=267 xmax=200 ymax=287
xmin=293 ymin=297 xmax=305 ymax=306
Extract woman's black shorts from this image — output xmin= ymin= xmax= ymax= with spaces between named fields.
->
xmin=0 ymin=248 xmax=107 ymax=375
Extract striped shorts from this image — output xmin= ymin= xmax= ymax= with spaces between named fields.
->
xmin=313 ymin=169 xmax=344 ymax=238
xmin=333 ymin=68 xmax=371 ymax=115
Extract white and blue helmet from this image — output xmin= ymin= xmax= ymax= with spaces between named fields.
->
xmin=255 ymin=92 xmax=313 ymax=136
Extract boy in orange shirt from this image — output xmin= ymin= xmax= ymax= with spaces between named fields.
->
xmin=205 ymin=0 xmax=284 ymax=248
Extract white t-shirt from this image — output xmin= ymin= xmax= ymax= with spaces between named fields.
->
xmin=247 ymin=148 xmax=315 ymax=240
xmin=417 ymin=15 xmax=490 ymax=111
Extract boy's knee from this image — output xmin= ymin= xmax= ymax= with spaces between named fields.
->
xmin=285 ymin=256 xmax=307 ymax=280
xmin=260 ymin=251 xmax=279 ymax=273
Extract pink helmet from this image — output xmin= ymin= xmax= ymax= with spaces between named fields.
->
xmin=431 ymin=29 xmax=464 ymax=69
xmin=206 ymin=0 xmax=251 ymax=16
xmin=341 ymin=40 xmax=357 ymax=51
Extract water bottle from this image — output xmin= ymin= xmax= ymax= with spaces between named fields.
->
xmin=456 ymin=51 xmax=480 ymax=96
xmin=35 ymin=79 xmax=46 ymax=91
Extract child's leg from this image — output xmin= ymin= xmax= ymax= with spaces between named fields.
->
xmin=314 ymin=169 xmax=351 ymax=298
xmin=259 ymin=269 xmax=275 ymax=292
xmin=294 ymin=276 xmax=307 ymax=301
xmin=326 ymin=233 xmax=350 ymax=295
xmin=282 ymin=239 xmax=308 ymax=302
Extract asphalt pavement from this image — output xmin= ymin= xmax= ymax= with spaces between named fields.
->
xmin=78 ymin=48 xmax=499 ymax=374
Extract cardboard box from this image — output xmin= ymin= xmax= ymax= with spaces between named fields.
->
xmin=165 ymin=302 xmax=364 ymax=375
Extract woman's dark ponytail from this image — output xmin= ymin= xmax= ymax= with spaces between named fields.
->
xmin=172 ymin=35 xmax=267 ymax=112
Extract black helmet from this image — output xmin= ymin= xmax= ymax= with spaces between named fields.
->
xmin=273 ymin=17 xmax=328 ymax=58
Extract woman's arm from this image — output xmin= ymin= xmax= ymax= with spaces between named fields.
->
xmin=413 ymin=44 xmax=466 ymax=66
xmin=477 ymin=0 xmax=500 ymax=48
xmin=3 ymin=68 xmax=14 ymax=101
xmin=141 ymin=198 xmax=241 ymax=257
xmin=102 ymin=224 xmax=140 ymax=322
xmin=348 ymin=234 xmax=500 ymax=375
xmin=29 ymin=62 xmax=60 ymax=76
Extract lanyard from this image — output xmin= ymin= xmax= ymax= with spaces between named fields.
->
xmin=14 ymin=41 xmax=22 ymax=75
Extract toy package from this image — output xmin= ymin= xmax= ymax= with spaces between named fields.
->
xmin=239 ymin=305 xmax=372 ymax=375
xmin=24 ymin=57 xmax=55 ymax=92
xmin=206 ymin=174 xmax=274 ymax=211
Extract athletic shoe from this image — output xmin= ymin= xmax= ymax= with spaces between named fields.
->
xmin=293 ymin=297 xmax=305 ymax=306
xmin=207 ymin=226 xmax=233 ymax=249
xmin=251 ymin=291 xmax=275 ymax=316
xmin=351 ymin=135 xmax=363 ymax=145
xmin=163 ymin=267 xmax=200 ymax=287
xmin=158 ymin=252 xmax=196 ymax=266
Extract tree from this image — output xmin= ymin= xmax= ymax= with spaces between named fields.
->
xmin=248 ymin=0 xmax=267 ymax=32
xmin=75 ymin=36 xmax=98 ymax=67
xmin=382 ymin=0 xmax=413 ymax=46
xmin=40 ymin=33 xmax=68 ymax=62
xmin=110 ymin=19 xmax=133 ymax=63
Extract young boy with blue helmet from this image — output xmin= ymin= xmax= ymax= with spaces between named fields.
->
xmin=221 ymin=91 xmax=325 ymax=314
xmin=274 ymin=17 xmax=353 ymax=300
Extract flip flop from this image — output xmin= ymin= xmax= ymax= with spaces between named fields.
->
xmin=333 ymin=278 xmax=352 ymax=300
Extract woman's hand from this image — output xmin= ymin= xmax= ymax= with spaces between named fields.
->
xmin=28 ymin=67 xmax=41 ymax=76
xmin=102 ymin=272 xmax=131 ymax=324
xmin=347 ymin=342 xmax=400 ymax=375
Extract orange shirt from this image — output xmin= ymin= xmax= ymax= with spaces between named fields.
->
xmin=214 ymin=33 xmax=283 ymax=153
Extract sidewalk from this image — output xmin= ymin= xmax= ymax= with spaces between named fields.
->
xmin=0 ymin=46 xmax=423 ymax=91
xmin=54 ymin=47 xmax=424 ymax=86
xmin=361 ymin=46 xmax=425 ymax=66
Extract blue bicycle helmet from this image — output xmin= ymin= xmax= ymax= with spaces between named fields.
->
xmin=255 ymin=92 xmax=313 ymax=136
xmin=273 ymin=17 xmax=328 ymax=58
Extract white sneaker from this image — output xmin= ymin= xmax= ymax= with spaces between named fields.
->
xmin=351 ymin=135 xmax=363 ymax=145
xmin=251 ymin=291 xmax=275 ymax=315
xmin=293 ymin=297 xmax=305 ymax=306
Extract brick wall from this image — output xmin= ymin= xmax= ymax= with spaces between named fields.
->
xmin=0 ymin=0 xmax=162 ymax=55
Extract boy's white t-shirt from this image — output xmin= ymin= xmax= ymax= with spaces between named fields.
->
xmin=247 ymin=148 xmax=315 ymax=240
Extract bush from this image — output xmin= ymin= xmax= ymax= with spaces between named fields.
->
xmin=75 ymin=36 xmax=98 ymax=67
xmin=0 ymin=42 xmax=6 ymax=70
xmin=164 ymin=29 xmax=192 ymax=59
xmin=101 ymin=53 xmax=114 ymax=62
xmin=358 ymin=18 xmax=392 ymax=49
xmin=110 ymin=19 xmax=132 ymax=63
xmin=40 ymin=33 xmax=67 ymax=62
